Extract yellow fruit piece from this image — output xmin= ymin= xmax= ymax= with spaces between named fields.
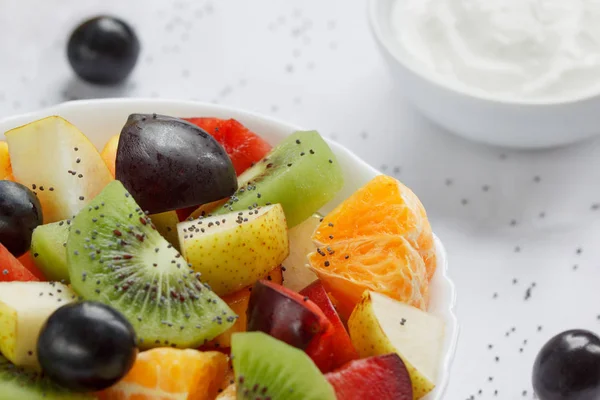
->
xmin=312 ymin=175 xmax=436 ymax=280
xmin=0 ymin=282 xmax=76 ymax=368
xmin=99 ymin=348 xmax=229 ymax=400
xmin=150 ymin=211 xmax=180 ymax=251
xmin=178 ymin=204 xmax=289 ymax=296
xmin=348 ymin=291 xmax=445 ymax=399
xmin=216 ymin=384 xmax=236 ymax=400
xmin=6 ymin=116 xmax=113 ymax=223
xmin=0 ymin=141 xmax=13 ymax=180
xmin=100 ymin=134 xmax=119 ymax=177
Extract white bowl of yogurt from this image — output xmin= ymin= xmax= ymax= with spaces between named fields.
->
xmin=368 ymin=0 xmax=600 ymax=149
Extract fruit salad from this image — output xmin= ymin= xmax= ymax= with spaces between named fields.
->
xmin=0 ymin=113 xmax=446 ymax=400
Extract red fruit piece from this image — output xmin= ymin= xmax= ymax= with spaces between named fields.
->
xmin=0 ymin=243 xmax=39 ymax=282
xmin=247 ymin=280 xmax=333 ymax=367
xmin=18 ymin=251 xmax=46 ymax=281
xmin=175 ymin=206 xmax=197 ymax=221
xmin=326 ymin=354 xmax=413 ymax=400
xmin=184 ymin=118 xmax=272 ymax=176
xmin=300 ymin=281 xmax=359 ymax=370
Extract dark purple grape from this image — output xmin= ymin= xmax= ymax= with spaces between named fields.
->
xmin=37 ymin=301 xmax=138 ymax=392
xmin=533 ymin=329 xmax=600 ymax=400
xmin=0 ymin=180 xmax=42 ymax=257
xmin=115 ymin=114 xmax=237 ymax=214
xmin=67 ymin=16 xmax=140 ymax=85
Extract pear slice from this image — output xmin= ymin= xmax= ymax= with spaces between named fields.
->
xmin=5 ymin=116 xmax=113 ymax=223
xmin=178 ymin=204 xmax=289 ymax=296
xmin=0 ymin=282 xmax=76 ymax=368
xmin=348 ymin=291 xmax=445 ymax=399
xmin=282 ymin=213 xmax=321 ymax=291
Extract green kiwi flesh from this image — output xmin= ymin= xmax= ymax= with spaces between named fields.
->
xmin=231 ymin=332 xmax=336 ymax=400
xmin=30 ymin=220 xmax=71 ymax=282
xmin=213 ymin=131 xmax=343 ymax=228
xmin=0 ymin=355 xmax=95 ymax=400
xmin=67 ymin=181 xmax=236 ymax=349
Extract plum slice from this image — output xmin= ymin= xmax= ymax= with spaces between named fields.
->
xmin=247 ymin=280 xmax=333 ymax=362
xmin=300 ymin=281 xmax=358 ymax=371
xmin=325 ymin=353 xmax=413 ymax=400
xmin=115 ymin=114 xmax=237 ymax=214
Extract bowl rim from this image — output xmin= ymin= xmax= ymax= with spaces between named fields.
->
xmin=367 ymin=0 xmax=600 ymax=107
xmin=0 ymin=98 xmax=459 ymax=398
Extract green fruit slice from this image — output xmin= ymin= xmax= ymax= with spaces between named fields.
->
xmin=213 ymin=131 xmax=343 ymax=228
xmin=178 ymin=204 xmax=289 ymax=296
xmin=30 ymin=220 xmax=71 ymax=282
xmin=231 ymin=332 xmax=336 ymax=400
xmin=0 ymin=355 xmax=94 ymax=400
xmin=67 ymin=181 xmax=236 ymax=349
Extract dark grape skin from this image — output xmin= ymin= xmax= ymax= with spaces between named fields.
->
xmin=115 ymin=114 xmax=237 ymax=214
xmin=0 ymin=180 xmax=42 ymax=257
xmin=37 ymin=302 xmax=138 ymax=392
xmin=533 ymin=330 xmax=600 ymax=400
xmin=67 ymin=16 xmax=140 ymax=85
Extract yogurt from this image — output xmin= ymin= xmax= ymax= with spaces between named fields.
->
xmin=392 ymin=0 xmax=600 ymax=100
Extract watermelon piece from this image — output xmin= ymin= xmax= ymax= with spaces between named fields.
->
xmin=184 ymin=118 xmax=272 ymax=176
xmin=17 ymin=252 xmax=46 ymax=281
xmin=300 ymin=281 xmax=358 ymax=371
xmin=325 ymin=354 xmax=413 ymax=400
xmin=0 ymin=244 xmax=39 ymax=282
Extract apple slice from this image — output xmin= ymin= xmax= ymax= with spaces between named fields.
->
xmin=282 ymin=214 xmax=320 ymax=291
xmin=5 ymin=116 xmax=113 ymax=223
xmin=348 ymin=291 xmax=445 ymax=399
xmin=325 ymin=354 xmax=413 ymax=400
xmin=0 ymin=281 xmax=76 ymax=368
xmin=177 ymin=204 xmax=289 ymax=296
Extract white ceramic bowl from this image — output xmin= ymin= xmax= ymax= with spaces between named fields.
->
xmin=368 ymin=0 xmax=600 ymax=149
xmin=0 ymin=99 xmax=458 ymax=399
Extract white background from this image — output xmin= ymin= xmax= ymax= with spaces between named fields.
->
xmin=3 ymin=0 xmax=600 ymax=398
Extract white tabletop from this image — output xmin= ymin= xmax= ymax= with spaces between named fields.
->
xmin=3 ymin=0 xmax=600 ymax=398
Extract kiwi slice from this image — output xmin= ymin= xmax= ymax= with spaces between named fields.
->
xmin=30 ymin=220 xmax=71 ymax=282
xmin=0 ymin=355 xmax=94 ymax=400
xmin=213 ymin=131 xmax=343 ymax=228
xmin=30 ymin=212 xmax=180 ymax=283
xmin=231 ymin=332 xmax=336 ymax=400
xmin=67 ymin=181 xmax=236 ymax=349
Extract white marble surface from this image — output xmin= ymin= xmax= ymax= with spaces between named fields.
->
xmin=3 ymin=0 xmax=600 ymax=398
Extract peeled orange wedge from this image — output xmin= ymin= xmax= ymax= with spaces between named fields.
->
xmin=98 ymin=348 xmax=228 ymax=400
xmin=308 ymin=175 xmax=435 ymax=319
xmin=312 ymin=175 xmax=435 ymax=280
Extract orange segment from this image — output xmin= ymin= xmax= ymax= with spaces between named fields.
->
xmin=308 ymin=235 xmax=428 ymax=319
xmin=204 ymin=266 xmax=283 ymax=349
xmin=312 ymin=175 xmax=436 ymax=280
xmin=0 ymin=141 xmax=14 ymax=181
xmin=99 ymin=348 xmax=228 ymax=400
xmin=100 ymin=134 xmax=119 ymax=177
